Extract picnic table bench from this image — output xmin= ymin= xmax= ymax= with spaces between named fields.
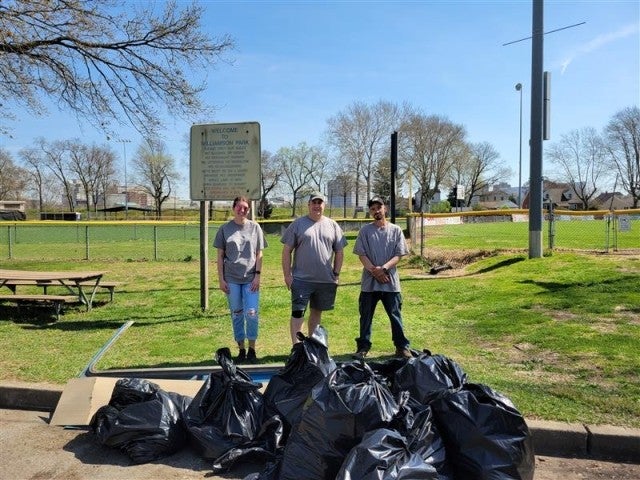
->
xmin=0 ymin=294 xmax=78 ymax=321
xmin=1 ymin=280 xmax=120 ymax=302
xmin=0 ymin=269 xmax=106 ymax=313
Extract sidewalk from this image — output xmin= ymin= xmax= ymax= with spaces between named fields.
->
xmin=1 ymin=380 xmax=638 ymax=463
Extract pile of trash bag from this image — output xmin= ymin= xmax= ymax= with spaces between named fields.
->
xmin=90 ymin=377 xmax=190 ymax=464
xmin=89 ymin=326 xmax=535 ymax=479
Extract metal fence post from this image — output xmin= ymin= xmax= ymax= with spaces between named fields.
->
xmin=548 ymin=204 xmax=555 ymax=250
xmin=85 ymin=225 xmax=90 ymax=260
xmin=154 ymin=225 xmax=158 ymax=261
xmin=7 ymin=225 xmax=12 ymax=259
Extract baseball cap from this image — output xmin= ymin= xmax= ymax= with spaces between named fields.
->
xmin=368 ymin=196 xmax=385 ymax=207
xmin=309 ymin=192 xmax=325 ymax=202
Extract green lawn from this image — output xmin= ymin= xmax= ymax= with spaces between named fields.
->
xmin=1 ymin=232 xmax=639 ymax=428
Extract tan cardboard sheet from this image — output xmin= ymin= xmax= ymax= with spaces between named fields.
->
xmin=50 ymin=377 xmax=203 ymax=426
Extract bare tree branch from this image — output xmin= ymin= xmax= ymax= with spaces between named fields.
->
xmin=0 ymin=0 xmax=234 ymax=138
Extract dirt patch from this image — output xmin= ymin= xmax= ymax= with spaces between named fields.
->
xmin=404 ymin=248 xmax=501 ymax=278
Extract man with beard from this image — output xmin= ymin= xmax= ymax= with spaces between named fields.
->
xmin=352 ymin=197 xmax=412 ymax=359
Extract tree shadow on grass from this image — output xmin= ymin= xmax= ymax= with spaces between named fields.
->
xmin=468 ymin=257 xmax=525 ymax=274
xmin=519 ymin=274 xmax=640 ymax=298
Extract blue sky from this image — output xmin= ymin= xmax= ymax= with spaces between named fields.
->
xmin=3 ymin=0 xmax=639 ymax=198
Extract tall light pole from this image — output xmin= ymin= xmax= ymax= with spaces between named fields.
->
xmin=515 ymin=83 xmax=523 ymax=208
xmin=117 ymin=139 xmax=131 ymax=219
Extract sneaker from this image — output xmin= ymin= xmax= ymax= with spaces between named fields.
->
xmin=247 ymin=347 xmax=257 ymax=364
xmin=352 ymin=349 xmax=368 ymax=360
xmin=395 ymin=347 xmax=412 ymax=359
xmin=236 ymin=348 xmax=246 ymax=363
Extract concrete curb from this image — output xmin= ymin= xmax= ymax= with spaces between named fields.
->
xmin=1 ymin=382 xmax=638 ymax=463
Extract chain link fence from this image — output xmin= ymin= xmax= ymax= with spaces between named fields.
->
xmin=1 ymin=222 xmax=217 ymax=261
xmin=1 ymin=210 xmax=638 ymax=261
xmin=408 ymin=209 xmax=640 ymax=256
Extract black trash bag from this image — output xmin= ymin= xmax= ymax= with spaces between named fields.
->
xmin=184 ymin=347 xmax=265 ymax=460
xmin=211 ymin=414 xmax=285 ymax=473
xmin=429 ymin=383 xmax=535 ymax=480
xmin=262 ymin=325 xmax=336 ymax=437
xmin=335 ymin=428 xmax=440 ymax=480
xmin=390 ymin=398 xmax=453 ymax=480
xmin=90 ymin=378 xmax=189 ymax=464
xmin=277 ymin=361 xmax=401 ymax=480
xmin=392 ymin=353 xmax=467 ymax=405
xmin=242 ymin=457 xmax=281 ymax=480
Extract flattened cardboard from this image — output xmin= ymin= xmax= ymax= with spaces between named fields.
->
xmin=50 ymin=376 xmax=203 ymax=426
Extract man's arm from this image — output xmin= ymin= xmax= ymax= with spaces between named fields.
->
xmin=282 ymin=244 xmax=294 ymax=289
xmin=333 ymin=250 xmax=344 ymax=276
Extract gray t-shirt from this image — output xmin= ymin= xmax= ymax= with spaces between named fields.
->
xmin=281 ymin=215 xmax=347 ymax=283
xmin=214 ymin=220 xmax=267 ymax=284
xmin=353 ymin=222 xmax=408 ymax=292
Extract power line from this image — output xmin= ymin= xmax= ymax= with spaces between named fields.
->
xmin=502 ymin=22 xmax=586 ymax=46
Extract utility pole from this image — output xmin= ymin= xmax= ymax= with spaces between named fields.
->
xmin=390 ymin=131 xmax=398 ymax=224
xmin=529 ymin=0 xmax=544 ymax=258
xmin=117 ymin=139 xmax=132 ymax=219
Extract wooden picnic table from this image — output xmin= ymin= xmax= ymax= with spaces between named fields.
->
xmin=0 ymin=269 xmax=105 ymax=311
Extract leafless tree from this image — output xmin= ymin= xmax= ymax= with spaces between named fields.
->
xmin=67 ymin=141 xmax=116 ymax=213
xmin=0 ymin=148 xmax=27 ymax=199
xmin=399 ymin=112 xmax=467 ymax=211
xmin=0 ymin=0 xmax=234 ymax=139
xmin=546 ymin=127 xmax=608 ymax=210
xmin=132 ymin=140 xmax=179 ymax=218
xmin=328 ymin=161 xmax=358 ymax=218
xmin=34 ymin=138 xmax=77 ymax=210
xmin=19 ymin=146 xmax=52 ymax=211
xmin=605 ymin=106 xmax=640 ymax=208
xmin=275 ymin=142 xmax=319 ymax=217
xmin=450 ymin=141 xmax=511 ymax=207
xmin=372 ymin=156 xmax=392 ymax=203
xmin=258 ymin=150 xmax=281 ymax=218
xmin=326 ymin=100 xmax=402 ymax=215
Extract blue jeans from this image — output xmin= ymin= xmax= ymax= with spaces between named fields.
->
xmin=355 ymin=291 xmax=410 ymax=352
xmin=226 ymin=282 xmax=259 ymax=342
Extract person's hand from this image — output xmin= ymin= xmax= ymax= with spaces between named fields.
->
xmin=219 ymin=279 xmax=229 ymax=294
xmin=284 ymin=272 xmax=293 ymax=290
xmin=371 ymin=266 xmax=390 ymax=283
xmin=250 ymin=276 xmax=260 ymax=292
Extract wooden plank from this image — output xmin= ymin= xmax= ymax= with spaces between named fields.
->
xmin=0 ymin=294 xmax=77 ymax=302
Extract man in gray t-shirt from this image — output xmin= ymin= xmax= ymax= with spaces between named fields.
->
xmin=352 ymin=196 xmax=412 ymax=359
xmin=281 ymin=192 xmax=347 ymax=344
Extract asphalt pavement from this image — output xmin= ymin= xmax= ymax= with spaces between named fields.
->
xmin=1 ymin=380 xmax=638 ymax=480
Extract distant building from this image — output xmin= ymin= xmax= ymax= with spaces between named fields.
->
xmin=326 ymin=178 xmax=367 ymax=209
xmin=413 ymin=189 xmax=442 ymax=211
xmin=592 ymin=192 xmax=634 ymax=210
xmin=0 ymin=200 xmax=26 ymax=212
xmin=522 ymin=181 xmax=583 ymax=210
xmin=476 ymin=189 xmax=519 ymax=210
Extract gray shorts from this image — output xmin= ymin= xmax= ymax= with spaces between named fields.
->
xmin=291 ymin=279 xmax=338 ymax=312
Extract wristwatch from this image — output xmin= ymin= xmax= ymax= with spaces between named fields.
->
xmin=333 ymin=271 xmax=340 ymax=276
xmin=382 ymin=267 xmax=389 ymax=275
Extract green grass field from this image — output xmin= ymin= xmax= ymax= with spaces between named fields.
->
xmin=2 ymin=215 xmax=638 ymax=261
xmin=1 ymin=230 xmax=639 ymax=428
